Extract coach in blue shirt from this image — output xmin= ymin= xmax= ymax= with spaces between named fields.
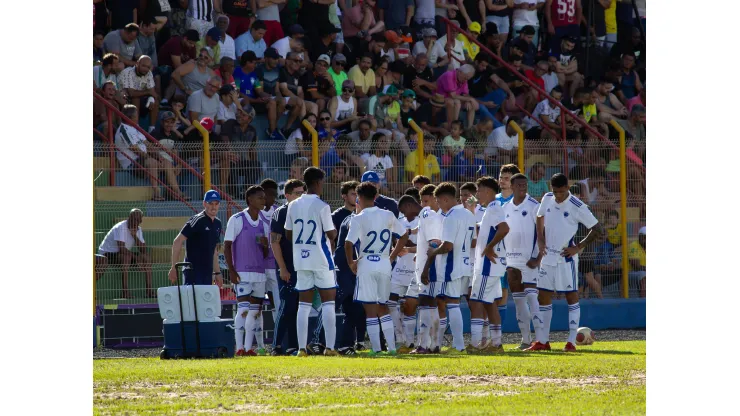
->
xmin=168 ymin=190 xmax=223 ymax=286
xmin=360 ymin=171 xmax=399 ymax=218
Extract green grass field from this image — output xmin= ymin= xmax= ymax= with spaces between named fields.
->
xmin=93 ymin=340 xmax=645 ymax=415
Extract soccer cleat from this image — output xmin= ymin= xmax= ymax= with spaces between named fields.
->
xmin=367 ymin=350 xmax=378 ymax=357
xmin=518 ymin=342 xmax=533 ymax=351
xmin=397 ymin=345 xmax=414 ymax=354
xmin=235 ymin=348 xmax=247 ymax=357
xmin=285 ymin=348 xmax=298 ymax=356
xmin=256 ymin=348 xmax=267 ymax=356
xmin=354 ymin=343 xmax=367 ymax=351
xmin=544 ymin=342 xmax=552 ymax=351
xmin=445 ymin=348 xmax=467 ymax=356
xmin=337 ymin=346 xmax=357 ymax=356
xmin=297 ymin=349 xmax=309 ymax=357
xmin=307 ymin=343 xmax=326 ymax=355
xmin=465 ymin=344 xmax=485 ymax=354
xmin=524 ymin=342 xmax=550 ymax=352
xmin=409 ymin=346 xmax=428 ymax=354
xmin=563 ymin=342 xmax=577 ymax=352
xmin=244 ymin=349 xmax=258 ymax=356
xmin=430 ymin=346 xmax=441 ymax=354
xmin=485 ymin=344 xmax=505 ymax=354
xmin=324 ymin=349 xmax=340 ymax=356
xmin=384 ymin=350 xmax=397 ymax=356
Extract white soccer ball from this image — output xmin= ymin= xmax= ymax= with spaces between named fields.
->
xmin=576 ymin=327 xmax=595 ymax=346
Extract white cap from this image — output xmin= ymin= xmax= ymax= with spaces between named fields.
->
xmin=638 ymin=227 xmax=646 ymax=235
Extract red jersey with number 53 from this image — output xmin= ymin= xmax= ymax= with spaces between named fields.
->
xmin=551 ymin=0 xmax=579 ymax=27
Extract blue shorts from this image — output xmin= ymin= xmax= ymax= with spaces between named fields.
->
xmin=500 ymin=272 xmax=509 ymax=291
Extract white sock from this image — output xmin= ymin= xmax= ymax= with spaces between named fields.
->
xmin=567 ymin=303 xmax=580 ymax=344
xmin=482 ymin=319 xmax=489 ymax=342
xmin=418 ymin=307 xmax=431 ymax=348
xmin=403 ymin=314 xmax=416 ymax=347
xmin=244 ymin=304 xmax=261 ymax=351
xmin=525 ymin=288 xmax=542 ymax=342
xmin=297 ymin=302 xmax=312 ymax=350
xmin=430 ymin=310 xmax=440 ymax=348
xmin=437 ymin=317 xmax=448 ymax=349
xmin=270 ymin=288 xmax=281 ymax=326
xmin=366 ymin=317 xmax=381 ymax=352
xmin=447 ymin=304 xmax=465 ymax=351
xmin=540 ymin=304 xmax=553 ymax=343
xmin=379 ymin=314 xmax=396 ymax=351
xmin=321 ymin=301 xmax=337 ymax=351
xmin=491 ymin=324 xmax=502 ymax=346
xmin=255 ymin=312 xmax=264 ymax=349
xmin=471 ymin=318 xmax=484 ymax=347
xmin=513 ymin=292 xmax=531 ymax=344
xmin=387 ymin=301 xmax=403 ymax=345
xmin=234 ymin=302 xmax=249 ymax=351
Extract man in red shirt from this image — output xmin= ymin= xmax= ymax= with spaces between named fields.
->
xmin=523 ymin=60 xmax=549 ymax=111
xmin=545 ymin=0 xmax=582 ymax=54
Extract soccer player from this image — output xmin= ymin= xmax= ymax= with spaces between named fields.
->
xmin=284 ymin=167 xmax=340 ymax=357
xmin=412 ymin=175 xmax=432 ymax=191
xmin=421 ymin=182 xmax=477 ymax=354
xmin=224 ymin=186 xmax=270 ymax=356
xmin=459 ymin=182 xmax=487 ymax=340
xmin=390 ymin=195 xmax=420 ymax=353
xmin=470 ymin=176 xmax=509 ymax=353
xmin=332 ymin=181 xmax=359 ymax=232
xmin=270 ymin=179 xmax=305 ymax=356
xmin=258 ymin=179 xmax=281 ymax=339
xmin=345 ymin=182 xmax=409 ymax=355
xmin=412 ymin=184 xmax=444 ymax=354
xmin=494 ymin=164 xmax=521 ymax=330
xmin=528 ymin=173 xmax=603 ymax=352
xmin=502 ymin=173 xmax=543 ymax=350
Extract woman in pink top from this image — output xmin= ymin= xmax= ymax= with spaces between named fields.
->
xmin=626 ymin=88 xmax=645 ymax=112
xmin=436 ymin=64 xmax=479 ymax=129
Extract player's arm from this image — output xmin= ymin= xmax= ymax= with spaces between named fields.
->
xmin=223 ymin=218 xmax=240 ymax=283
xmin=271 ymin=232 xmax=291 ymax=281
xmin=536 ymin=215 xmax=546 ymax=257
xmin=344 ymin=217 xmax=360 ymax=274
xmin=168 ymin=233 xmax=187 ymax=283
xmin=390 ymin=230 xmax=409 ymax=263
xmin=213 ymin=246 xmax=223 ymax=287
xmin=482 ymin=219 xmax=509 ymax=262
xmin=563 ymin=205 xmax=602 ymax=257
xmin=321 ymin=205 xmax=338 ymax=251
xmin=284 ymin=204 xmax=294 ymax=242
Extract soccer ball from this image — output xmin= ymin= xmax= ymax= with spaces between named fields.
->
xmin=576 ymin=327 xmax=595 ymax=345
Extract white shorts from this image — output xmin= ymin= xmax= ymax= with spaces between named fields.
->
xmin=265 ymin=269 xmax=279 ymax=294
xmin=390 ymin=282 xmax=409 ymax=298
xmin=420 ymin=280 xmax=442 ymax=298
xmin=486 ymin=15 xmax=510 ymax=34
xmin=354 ymin=271 xmax=391 ymax=304
xmin=469 ymin=274 xmax=503 ymax=304
xmin=438 ymin=278 xmax=465 ymax=299
xmin=538 ymin=258 xmax=579 ymax=293
xmin=507 ymin=264 xmax=539 ymax=285
xmin=405 ymin=276 xmax=422 ymax=299
xmin=296 ymin=269 xmax=337 ymax=291
xmin=461 ymin=275 xmax=472 ymax=290
xmin=234 ymin=281 xmax=266 ymax=299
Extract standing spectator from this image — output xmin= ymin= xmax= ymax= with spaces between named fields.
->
xmin=527 ymin=162 xmax=549 ymax=197
xmin=378 ymin=0 xmax=414 ymax=31
xmin=109 ymin=0 xmax=139 ymax=30
xmin=583 ymin=0 xmax=607 ymax=48
xmin=412 ymin=28 xmax=448 ymax=71
xmin=342 ymin=0 xmax=386 ymax=46
xmin=545 ymin=0 xmax=582 ymax=54
xmin=348 ymin=53 xmax=377 ymax=101
xmin=168 ymin=190 xmax=224 ymax=286
xmin=614 ymin=51 xmax=643 ymax=103
xmin=512 ymin=1 xmax=545 ymax=48
xmin=628 ymin=226 xmax=646 ymax=298
xmin=414 ymin=0 xmax=436 ymax=28
xmin=595 ymin=78 xmax=628 ymax=122
xmin=485 ymin=0 xmax=513 ymax=51
xmin=235 ymin=20 xmax=268 ymax=58
xmin=405 ymin=134 xmax=441 ymax=182
xmin=158 ymin=29 xmax=199 ymax=70
xmin=94 ymin=53 xmax=123 ymax=91
xmin=551 ymin=36 xmax=584 ymax=99
xmin=256 ymin=0 xmax=286 ymax=47
xmin=171 ymin=47 xmax=216 ymax=96
xmin=118 ymin=56 xmax=160 ymax=123
xmin=300 ymin=54 xmax=336 ymax=111
xmin=196 ymin=27 xmax=223 ymax=68
xmin=457 ymin=0 xmax=486 ymax=33
xmin=137 ymin=18 xmax=160 ymax=68
xmin=604 ymin=0 xmax=617 ymax=49
xmin=298 ymin=0 xmax=333 ymax=50
xmin=223 ymin=0 xmax=257 ymax=39
xmin=215 ymin=14 xmax=237 ymax=60
xmin=188 ymin=76 xmax=223 ymax=121
xmin=103 ymin=23 xmax=142 ymax=67
xmin=96 ymin=209 xmax=155 ymax=299
xmin=436 ymin=65 xmax=479 ymax=129
xmin=187 ymin=0 xmax=217 ymax=40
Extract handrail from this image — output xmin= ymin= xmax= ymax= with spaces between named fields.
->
xmin=193 ymin=120 xmax=212 ymax=190
xmin=93 ymin=92 xmax=243 ymax=212
xmin=301 ymin=119 xmax=319 ymax=167
xmin=610 ymin=119 xmax=629 ymax=299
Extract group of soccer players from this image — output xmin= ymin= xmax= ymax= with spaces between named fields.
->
xmin=225 ymin=162 xmax=603 ymax=357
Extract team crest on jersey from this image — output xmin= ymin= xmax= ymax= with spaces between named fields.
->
xmin=367 ymin=255 xmax=381 ymax=262
xmin=564 ymin=212 xmax=569 ymax=217
xmin=522 ymin=211 xmax=527 ymax=217
xmin=301 ymin=249 xmax=311 ymax=258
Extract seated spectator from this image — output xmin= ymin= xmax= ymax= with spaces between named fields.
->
xmin=465 ymin=118 xmax=495 ymax=147
xmin=361 ymin=132 xmax=397 ymax=193
xmin=626 ymin=86 xmax=645 ymax=112
xmin=170 ymin=95 xmax=196 ymax=137
xmin=94 ymin=53 xmax=123 ymax=92
xmin=94 ymin=31 xmax=105 ymax=64
xmin=328 ymin=54 xmax=349 ymax=96
xmin=512 ymin=2 xmax=544 ymax=47
xmin=504 ymin=30 xmax=536 ymax=69
xmin=103 ymin=23 xmax=142 ymax=67
xmin=170 ymin=47 xmax=216 ymax=97
xmin=379 ymin=30 xmax=401 ymax=63
xmin=214 ymin=57 xmax=236 ymax=88
xmin=398 ymin=89 xmax=419 ymax=136
xmin=542 ymin=56 xmax=560 ymax=94
xmin=405 ymin=134 xmax=441 ymax=182
xmin=436 ymin=20 xmax=465 ymax=70
xmin=628 ymin=227 xmax=646 ymax=298
xmin=521 ymin=60 xmax=550 ymax=111
xmin=300 ymin=54 xmax=336 ymax=112
xmin=256 ymin=0 xmax=284 ymax=47
xmin=586 ymin=171 xmax=619 ymax=213
xmin=593 ymin=233 xmax=621 ymax=293
xmin=272 ymin=24 xmax=307 ymax=63
xmin=187 ymin=76 xmax=222 ymax=121
xmin=614 ymin=52 xmax=643 ymax=104
xmin=220 ymin=107 xmax=261 ymax=195
xmin=604 ymin=209 xmax=622 ymax=246
xmin=277 ymin=51 xmax=316 ymax=135
xmin=459 ymin=22 xmax=482 ymax=61
xmin=94 ymin=80 xmax=123 ymax=130
xmin=233 ymin=51 xmax=261 ymax=103
xmin=403 ymin=53 xmax=436 ymax=104
xmin=223 ymin=0 xmax=256 ymax=39
xmin=550 ymin=36 xmax=584 ymax=99
xmin=378 ymin=0 xmax=413 ymax=31
xmin=329 ymin=80 xmax=361 ymax=132
xmin=348 ymin=118 xmax=375 ymax=154
xmin=436 ymin=64 xmax=479 ymax=128
xmin=595 ymin=78 xmax=629 ymax=123
xmin=318 ymin=109 xmax=340 ymax=141
xmin=581 ymin=87 xmax=610 ymax=138
xmin=481 ymin=23 xmax=503 ymax=57
xmin=374 ymin=57 xmax=393 ymax=92
xmin=445 ymin=138 xmax=486 ymax=183
xmin=415 ymin=94 xmax=449 ymax=137
xmin=137 ymin=18 xmax=160 ymax=68
xmin=196 ymin=27 xmax=223 ymax=68
xmin=527 ymin=162 xmax=550 ymax=198
xmin=486 ymin=117 xmax=521 ymax=166
xmin=215 ymin=15 xmax=237 ymax=60
xmin=412 ymin=28 xmax=448 ymax=71
xmin=611 ymin=27 xmax=645 ymax=68
xmin=255 ymin=48 xmax=286 ymax=139
xmin=468 ymin=55 xmax=509 ymax=123
xmin=333 ymin=134 xmax=364 ymax=179
xmin=151 ymin=112 xmax=187 ymax=197
xmin=287 ymin=114 xmax=317 ymax=162
xmin=442 ymin=120 xmax=466 ymax=166
xmin=118 ymin=56 xmax=160 ymax=124
xmin=114 ymin=105 xmax=181 ymax=201
xmin=235 ymin=20 xmax=267 ymax=58
xmin=348 ymin=53 xmax=377 ymax=101
xmin=373 ymin=84 xmax=402 ymax=130
xmin=616 ymin=103 xmax=646 ymax=144
xmin=158 ymin=29 xmax=199 ymax=71
xmin=319 ymin=137 xmax=342 ymax=176
xmin=216 ymin=85 xmax=242 ymax=132
xmin=310 ymin=23 xmax=340 ymax=64
xmin=524 ymin=85 xmax=564 ymax=140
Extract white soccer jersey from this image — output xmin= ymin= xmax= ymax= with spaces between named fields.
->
xmin=391 ymin=215 xmax=419 ymax=286
xmin=346 ymin=207 xmax=407 ymax=275
xmin=474 ymin=202 xmax=507 ymax=277
xmin=536 ymin=192 xmax=598 ymax=266
xmin=285 ymin=194 xmax=336 ymax=271
xmin=474 ymin=204 xmax=485 ymax=223
xmin=440 ymin=204 xmax=478 ymax=281
xmin=503 ymin=194 xmax=541 ymax=267
xmin=415 ymin=206 xmax=444 ymax=280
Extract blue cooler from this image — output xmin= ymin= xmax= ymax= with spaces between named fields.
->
xmin=161 ymin=318 xmax=235 ymax=359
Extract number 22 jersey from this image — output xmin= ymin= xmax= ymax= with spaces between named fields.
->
xmin=285 ymin=194 xmax=336 ymax=271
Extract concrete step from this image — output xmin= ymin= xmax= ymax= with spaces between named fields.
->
xmin=115 ymin=216 xmax=192 ymax=231
xmin=95 ymin=187 xmax=153 ymax=202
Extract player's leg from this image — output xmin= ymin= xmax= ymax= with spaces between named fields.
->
xmin=387 ymin=291 xmax=403 ymax=347
xmin=560 ymin=259 xmax=580 ymax=352
xmin=468 ymin=273 xmax=488 ymax=350
xmin=508 ymin=268 xmax=532 ymax=349
xmin=265 ymin=269 xmax=281 ymax=328
xmin=244 ymin=286 xmax=266 ymax=355
xmin=317 ymin=270 xmax=338 ymax=355
xmin=234 ymin=286 xmax=251 ymax=355
xmin=443 ymin=280 xmax=466 ymax=352
xmin=526 ymin=266 xmax=554 ymax=351
xmin=296 ymin=271 xmax=317 ymax=355
xmin=355 ymin=270 xmax=383 ymax=353
xmin=377 ymin=273 xmax=396 ymax=354
xmin=401 ymin=293 xmax=418 ymax=351
xmin=496 ymin=271 xmax=509 ymax=334
xmin=435 ymin=289 xmax=447 ymax=352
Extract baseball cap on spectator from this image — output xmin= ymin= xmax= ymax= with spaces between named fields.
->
xmin=204 ymin=190 xmax=221 ymax=202
xmin=200 ymin=117 xmax=215 ymax=132
xmin=341 ymin=79 xmax=355 ymax=90
xmin=317 ymin=54 xmax=331 ymax=65
xmin=288 ymin=24 xmax=305 ymax=36
xmin=332 ymin=53 xmax=347 ymax=64
xmin=385 ymin=30 xmax=402 ymax=44
xmin=264 ymin=47 xmax=280 ymax=59
xmin=379 ymin=84 xmax=399 ymax=97
xmin=638 ymin=227 xmax=646 ymax=235
xmin=319 ymin=23 xmax=341 ymax=36
xmin=485 ymin=23 xmax=498 ymax=35
xmin=519 ymin=25 xmax=536 ymax=36
xmin=389 ymin=60 xmax=405 ymax=75
xmin=185 ymin=29 xmax=200 ymax=42
xmin=421 ymin=28 xmax=437 ymax=38
xmin=160 ymin=111 xmax=176 ymax=121
xmin=431 ymin=93 xmax=445 ymax=108
xmin=402 ymin=89 xmax=416 ymax=99
xmin=206 ymin=27 xmax=221 ymax=42
xmin=469 ymin=22 xmax=482 ymax=34
xmin=361 ymin=171 xmax=381 ymax=183
xmin=241 ymin=104 xmax=256 ymax=118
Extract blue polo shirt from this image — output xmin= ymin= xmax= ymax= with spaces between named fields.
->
xmin=375 ymin=194 xmax=399 ymax=218
xmin=180 ymin=212 xmax=222 ymax=285
xmin=333 ymin=212 xmax=356 ymax=283
xmin=495 ymin=192 xmax=514 ymax=206
xmin=271 ymin=203 xmax=297 ymax=287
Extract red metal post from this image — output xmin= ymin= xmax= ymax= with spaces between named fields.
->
xmin=107 ymin=107 xmax=115 ymax=186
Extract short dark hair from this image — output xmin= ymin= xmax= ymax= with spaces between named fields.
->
xmin=404 ymin=187 xmax=421 ymax=202
xmin=140 ymin=16 xmax=158 ymax=27
xmin=240 ymin=50 xmax=258 ymax=66
xmin=398 ymin=194 xmax=419 ymax=208
xmin=260 ymin=178 xmax=279 ymax=191
xmin=510 ymin=173 xmax=528 ymax=184
xmin=551 ymin=85 xmax=563 ymax=95
xmin=124 ymin=23 xmax=140 ymax=33
xmin=607 ymin=209 xmax=619 ymax=219
xmin=340 ymin=180 xmax=360 ymax=195
xmin=500 ymin=164 xmax=521 ymax=175
xmin=412 ymin=175 xmax=432 ymax=187
xmin=420 ymin=184 xmax=436 ymax=197
xmin=172 ymin=94 xmax=187 ymax=105
xmin=246 ymin=185 xmax=264 ymax=199
xmin=433 ymin=182 xmax=457 ymax=198
xmin=474 ymin=53 xmax=490 ymax=63
xmin=284 ymin=179 xmax=305 ymax=195
xmin=460 ymin=182 xmax=477 ymax=194
xmin=550 ymin=173 xmax=569 ymax=188
xmin=356 ymin=181 xmax=378 ymax=201
xmin=102 ymin=53 xmax=119 ymax=67
xmin=303 ymin=166 xmax=325 ymax=188
xmin=251 ymin=20 xmax=267 ymax=31
xmin=475 ymin=176 xmax=500 ymax=194
xmin=450 ymin=120 xmax=464 ymax=130
xmin=358 ymin=119 xmax=372 ymax=129
xmin=361 ymin=52 xmax=374 ymax=61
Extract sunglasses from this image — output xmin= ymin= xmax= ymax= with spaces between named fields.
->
xmin=291 ymin=58 xmax=304 ymax=63
xmin=321 ymin=117 xmax=331 ymax=121
xmin=342 ymin=87 xmax=354 ymax=93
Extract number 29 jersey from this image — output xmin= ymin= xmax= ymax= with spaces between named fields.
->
xmin=346 ymin=207 xmax=406 ymax=275
xmin=285 ymin=194 xmax=336 ymax=271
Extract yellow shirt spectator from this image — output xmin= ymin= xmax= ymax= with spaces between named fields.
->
xmin=628 ymin=241 xmax=646 ymax=271
xmin=605 ymin=0 xmax=617 ymax=35
xmin=405 ymin=150 xmax=441 ymax=180
xmin=582 ymin=103 xmax=597 ymax=123
xmin=606 ymin=224 xmax=622 ymax=245
xmin=458 ymin=22 xmax=482 ymax=60
xmin=347 ymin=65 xmax=375 ymax=96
